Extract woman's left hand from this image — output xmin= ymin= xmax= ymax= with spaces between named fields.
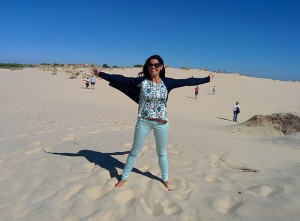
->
xmin=209 ymin=73 xmax=214 ymax=81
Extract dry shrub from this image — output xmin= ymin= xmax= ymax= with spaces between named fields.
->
xmin=245 ymin=113 xmax=300 ymax=135
xmin=219 ymin=158 xmax=259 ymax=173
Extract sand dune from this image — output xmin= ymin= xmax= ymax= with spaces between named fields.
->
xmin=0 ymin=67 xmax=300 ymax=221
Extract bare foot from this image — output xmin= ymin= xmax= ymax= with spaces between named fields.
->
xmin=162 ymin=181 xmax=174 ymax=191
xmin=115 ymin=179 xmax=126 ymax=188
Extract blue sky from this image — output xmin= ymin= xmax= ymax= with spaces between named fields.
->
xmin=1 ymin=0 xmax=299 ymax=81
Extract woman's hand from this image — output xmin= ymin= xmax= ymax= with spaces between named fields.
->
xmin=91 ymin=67 xmax=99 ymax=76
xmin=209 ymin=73 xmax=214 ymax=81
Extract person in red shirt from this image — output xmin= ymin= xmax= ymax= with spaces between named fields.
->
xmin=195 ymin=85 xmax=199 ymax=99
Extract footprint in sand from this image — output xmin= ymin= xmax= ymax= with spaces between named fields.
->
xmin=209 ymin=153 xmax=224 ymax=168
xmin=167 ymin=144 xmax=183 ymax=155
xmin=31 ymin=190 xmax=56 ymax=204
xmin=24 ymin=147 xmax=42 ymax=155
xmin=31 ymin=141 xmax=42 ymax=146
xmin=35 ymin=131 xmax=47 ymax=135
xmin=115 ymin=189 xmax=136 ymax=203
xmin=82 ymin=162 xmax=96 ymax=171
xmin=0 ymin=137 xmax=10 ymax=141
xmin=96 ymin=210 xmax=114 ymax=221
xmin=98 ymin=170 xmax=112 ymax=179
xmin=123 ymin=143 xmax=132 ymax=147
xmin=140 ymin=146 xmax=151 ymax=157
xmin=239 ymin=185 xmax=283 ymax=197
xmin=62 ymin=134 xmax=75 ymax=141
xmin=85 ymin=186 xmax=102 ymax=199
xmin=139 ymin=196 xmax=182 ymax=216
xmin=204 ymin=172 xmax=237 ymax=184
xmin=204 ymin=173 xmax=219 ymax=183
xmin=62 ymin=216 xmax=79 ymax=221
xmin=210 ymin=196 xmax=243 ymax=214
xmin=152 ymin=205 xmax=164 ymax=216
xmin=171 ymin=178 xmax=193 ymax=200
xmin=85 ymin=180 xmax=115 ymax=200
xmin=109 ymin=127 xmax=120 ymax=131
xmin=139 ymin=197 xmax=157 ymax=216
xmin=140 ymin=165 xmax=151 ymax=172
xmin=218 ymin=176 xmax=237 ymax=184
xmin=160 ymin=199 xmax=183 ymax=216
xmin=87 ymin=130 xmax=103 ymax=134
xmin=99 ymin=180 xmax=116 ymax=198
xmin=179 ymin=209 xmax=203 ymax=221
xmin=24 ymin=141 xmax=43 ymax=155
xmin=64 ymin=185 xmax=83 ymax=201
xmin=16 ymin=133 xmax=28 ymax=138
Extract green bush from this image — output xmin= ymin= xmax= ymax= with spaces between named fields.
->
xmin=0 ymin=63 xmax=34 ymax=69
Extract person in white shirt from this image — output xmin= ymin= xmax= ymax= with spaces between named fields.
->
xmin=85 ymin=77 xmax=90 ymax=89
xmin=90 ymin=76 xmax=96 ymax=89
xmin=233 ymin=101 xmax=240 ymax=122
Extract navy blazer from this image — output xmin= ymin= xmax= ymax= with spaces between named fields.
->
xmin=99 ymin=72 xmax=210 ymax=104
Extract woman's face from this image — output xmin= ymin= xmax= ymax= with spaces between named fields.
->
xmin=148 ymin=59 xmax=163 ymax=78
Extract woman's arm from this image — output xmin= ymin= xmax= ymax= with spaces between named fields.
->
xmin=91 ymin=67 xmax=143 ymax=104
xmin=92 ymin=68 xmax=141 ymax=86
xmin=91 ymin=68 xmax=115 ymax=82
xmin=165 ymin=73 xmax=214 ymax=90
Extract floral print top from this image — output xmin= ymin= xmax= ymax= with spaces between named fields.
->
xmin=138 ymin=79 xmax=168 ymax=121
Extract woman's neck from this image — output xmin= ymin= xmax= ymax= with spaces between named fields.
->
xmin=151 ymin=76 xmax=161 ymax=84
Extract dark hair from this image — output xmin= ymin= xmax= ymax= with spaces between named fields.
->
xmin=142 ymin=55 xmax=166 ymax=79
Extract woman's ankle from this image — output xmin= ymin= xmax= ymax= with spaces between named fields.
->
xmin=162 ymin=180 xmax=173 ymax=191
xmin=115 ymin=179 xmax=126 ymax=188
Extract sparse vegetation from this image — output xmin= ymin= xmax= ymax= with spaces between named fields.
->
xmin=51 ymin=67 xmax=58 ymax=75
xmin=69 ymin=71 xmax=80 ymax=79
xmin=181 ymin=67 xmax=192 ymax=70
xmin=219 ymin=158 xmax=259 ymax=173
xmin=199 ymin=68 xmax=210 ymax=71
xmin=0 ymin=63 xmax=34 ymax=70
xmin=245 ymin=113 xmax=300 ymax=135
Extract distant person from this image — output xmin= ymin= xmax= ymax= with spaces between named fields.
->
xmin=91 ymin=76 xmax=96 ymax=89
xmin=194 ymin=85 xmax=199 ymax=99
xmin=92 ymin=54 xmax=214 ymax=190
xmin=213 ymin=85 xmax=215 ymax=95
xmin=233 ymin=101 xmax=240 ymax=122
xmin=85 ymin=77 xmax=90 ymax=89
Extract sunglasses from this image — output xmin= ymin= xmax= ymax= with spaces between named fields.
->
xmin=148 ymin=63 xmax=162 ymax=68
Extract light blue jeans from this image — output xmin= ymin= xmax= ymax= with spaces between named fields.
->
xmin=121 ymin=118 xmax=169 ymax=181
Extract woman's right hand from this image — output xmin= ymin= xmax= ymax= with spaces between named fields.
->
xmin=209 ymin=73 xmax=214 ymax=81
xmin=91 ymin=67 xmax=99 ymax=76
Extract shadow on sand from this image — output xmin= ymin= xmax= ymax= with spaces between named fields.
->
xmin=186 ymin=96 xmax=196 ymax=99
xmin=217 ymin=117 xmax=232 ymax=121
xmin=44 ymin=149 xmax=162 ymax=182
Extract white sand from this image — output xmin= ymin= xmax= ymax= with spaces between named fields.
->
xmin=0 ymin=67 xmax=300 ymax=221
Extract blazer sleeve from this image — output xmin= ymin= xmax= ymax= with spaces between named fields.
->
xmin=165 ymin=76 xmax=210 ymax=91
xmin=99 ymin=72 xmax=142 ymax=104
